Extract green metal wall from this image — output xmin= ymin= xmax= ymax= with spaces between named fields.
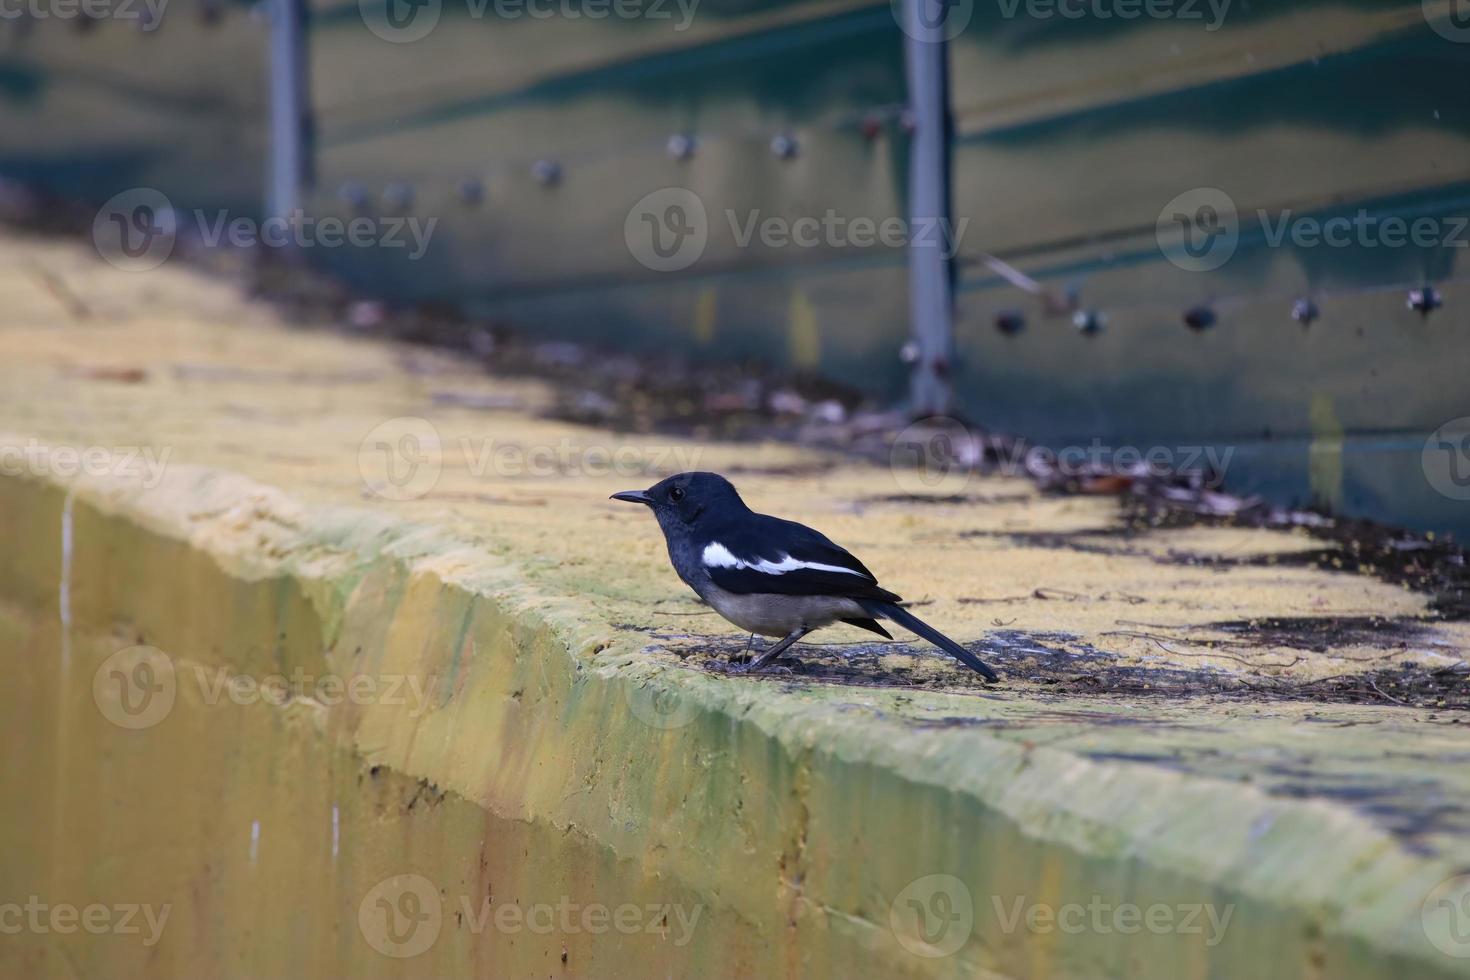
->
xmin=949 ymin=2 xmax=1470 ymax=534
xmin=2 ymin=0 xmax=1467 ymax=536
xmin=305 ymin=0 xmax=915 ymax=389
xmin=0 ymin=0 xmax=266 ymax=216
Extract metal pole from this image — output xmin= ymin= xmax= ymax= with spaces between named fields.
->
xmin=267 ymin=0 xmax=311 ymax=230
xmin=902 ymin=0 xmax=955 ymax=417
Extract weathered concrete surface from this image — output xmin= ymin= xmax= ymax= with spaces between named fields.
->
xmin=1 ymin=231 xmax=1469 ymax=978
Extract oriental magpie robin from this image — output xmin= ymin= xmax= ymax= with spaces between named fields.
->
xmin=611 ymin=472 xmax=998 ymax=680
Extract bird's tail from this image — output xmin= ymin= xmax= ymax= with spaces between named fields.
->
xmin=860 ymin=600 xmax=999 ymax=682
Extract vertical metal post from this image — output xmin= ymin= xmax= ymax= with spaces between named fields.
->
xmin=267 ymin=0 xmax=312 ymax=228
xmin=902 ymin=0 xmax=955 ymax=417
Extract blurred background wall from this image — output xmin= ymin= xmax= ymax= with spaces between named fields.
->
xmin=1 ymin=0 xmax=1467 ymax=535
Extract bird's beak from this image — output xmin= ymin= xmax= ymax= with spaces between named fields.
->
xmin=610 ymin=490 xmax=653 ymax=505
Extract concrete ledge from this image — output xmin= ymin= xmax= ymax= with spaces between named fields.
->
xmin=2 ymin=456 xmax=1467 ymax=977
xmin=2 ymin=234 xmax=1469 ymax=978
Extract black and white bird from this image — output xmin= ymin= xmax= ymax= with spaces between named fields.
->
xmin=611 ymin=472 xmax=999 ymax=680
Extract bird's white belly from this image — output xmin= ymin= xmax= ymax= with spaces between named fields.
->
xmin=701 ymin=585 xmax=865 ymax=637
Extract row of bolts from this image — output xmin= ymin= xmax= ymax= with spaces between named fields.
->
xmin=3 ymin=0 xmax=224 ymax=30
xmin=336 ymin=130 xmax=816 ymax=210
xmin=998 ymin=287 xmax=1443 ymax=337
xmin=334 ymin=127 xmax=1448 ymax=336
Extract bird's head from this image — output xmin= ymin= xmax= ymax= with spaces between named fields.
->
xmin=611 ymin=471 xmax=745 ymax=530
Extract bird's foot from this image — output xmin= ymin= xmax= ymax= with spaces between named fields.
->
xmin=728 ymin=629 xmax=808 ymax=674
xmin=728 ymin=648 xmax=805 ymax=674
xmin=727 ymin=652 xmax=794 ymax=673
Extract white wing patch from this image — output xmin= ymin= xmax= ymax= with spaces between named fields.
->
xmin=702 ymin=541 xmax=865 ymax=578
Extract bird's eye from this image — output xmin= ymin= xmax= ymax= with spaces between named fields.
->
xmin=669 ymin=487 xmax=685 ymax=502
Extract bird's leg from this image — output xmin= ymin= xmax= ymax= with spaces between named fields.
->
xmin=740 ymin=628 xmax=811 ymax=673
xmin=741 ymin=632 xmax=756 ymax=661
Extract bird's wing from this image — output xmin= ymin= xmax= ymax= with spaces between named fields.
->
xmin=700 ymin=515 xmax=901 ymax=601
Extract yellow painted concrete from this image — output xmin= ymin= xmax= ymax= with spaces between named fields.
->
xmin=1 ymin=231 xmax=1468 ymax=978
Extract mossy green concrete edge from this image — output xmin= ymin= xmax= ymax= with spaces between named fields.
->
xmin=2 ymin=447 xmax=1466 ymax=978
